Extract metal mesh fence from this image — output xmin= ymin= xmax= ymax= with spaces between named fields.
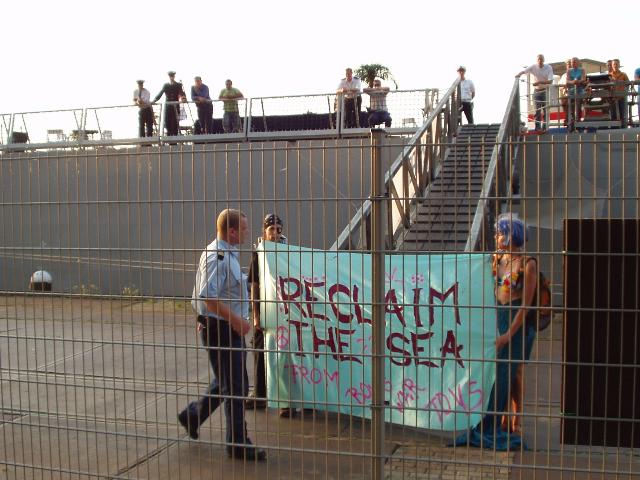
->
xmin=0 ymin=130 xmax=639 ymax=479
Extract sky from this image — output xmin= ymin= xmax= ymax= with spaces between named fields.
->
xmin=2 ymin=0 xmax=637 ymax=127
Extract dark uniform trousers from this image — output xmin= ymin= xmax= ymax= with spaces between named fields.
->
xmin=138 ymin=107 xmax=154 ymax=137
xmin=461 ymin=102 xmax=474 ymax=125
xmin=164 ymin=104 xmax=180 ymax=136
xmin=344 ymin=95 xmax=362 ymax=128
xmin=154 ymin=82 xmax=186 ymax=136
xmin=186 ymin=316 xmax=248 ymax=444
xmin=197 ymin=103 xmax=214 ymax=134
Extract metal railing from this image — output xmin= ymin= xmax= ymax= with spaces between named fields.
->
xmin=0 ymin=89 xmax=441 ymax=150
xmin=335 ymin=88 xmax=441 ymax=133
xmin=466 ymin=77 xmax=521 ymax=252
xmin=332 ymin=79 xmax=460 ymax=250
xmin=520 ymin=79 xmax=640 ymax=132
xmin=1 ymin=84 xmax=639 ymax=480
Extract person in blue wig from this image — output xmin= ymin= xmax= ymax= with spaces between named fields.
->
xmin=455 ymin=212 xmax=538 ymax=450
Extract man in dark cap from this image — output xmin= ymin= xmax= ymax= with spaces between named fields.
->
xmin=245 ymin=214 xmax=292 ymax=417
xmin=153 ymin=71 xmax=186 ymax=136
xmin=133 ymin=80 xmax=154 ymax=137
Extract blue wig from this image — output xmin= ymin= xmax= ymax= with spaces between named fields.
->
xmin=495 ymin=213 xmax=528 ymax=248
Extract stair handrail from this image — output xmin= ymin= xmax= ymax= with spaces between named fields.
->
xmin=332 ymin=78 xmax=461 ymax=250
xmin=465 ymin=78 xmax=521 ymax=252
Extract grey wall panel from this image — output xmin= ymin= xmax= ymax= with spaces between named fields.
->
xmin=0 ymin=137 xmax=404 ymax=296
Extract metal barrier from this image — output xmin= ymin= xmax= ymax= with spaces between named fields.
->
xmin=248 ymin=93 xmax=339 ymax=138
xmin=83 ymin=103 xmax=162 ymax=141
xmin=1 ymin=93 xmax=639 ymax=479
xmin=1 ymin=113 xmax=11 ymax=145
xmin=520 ymin=79 xmax=640 ymax=132
xmin=4 ymin=107 xmax=83 ymax=147
xmin=336 ymin=88 xmax=442 ymax=135
xmin=0 ymin=89 xmax=439 ymax=150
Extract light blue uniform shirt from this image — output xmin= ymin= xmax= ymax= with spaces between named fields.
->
xmin=191 ymin=238 xmax=249 ymax=320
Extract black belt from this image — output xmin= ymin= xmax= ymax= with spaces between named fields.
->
xmin=197 ymin=315 xmax=224 ymax=324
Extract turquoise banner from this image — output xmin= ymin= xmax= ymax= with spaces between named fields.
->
xmin=258 ymin=242 xmax=496 ymax=431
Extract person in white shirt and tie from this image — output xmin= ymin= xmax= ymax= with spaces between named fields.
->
xmin=457 ymin=66 xmax=475 ymax=125
xmin=133 ymin=80 xmax=154 ymax=137
xmin=337 ymin=68 xmax=363 ymax=128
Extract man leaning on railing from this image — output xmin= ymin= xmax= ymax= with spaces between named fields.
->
xmin=565 ymin=58 xmax=586 ymax=132
xmin=337 ymin=68 xmax=362 ymax=128
xmin=363 ymin=79 xmax=392 ymax=128
xmin=516 ymin=54 xmax=553 ymax=132
xmin=218 ymin=79 xmax=244 ymax=133
xmin=609 ymin=59 xmax=630 ymax=127
xmin=191 ymin=76 xmax=213 ymax=134
xmin=133 ymin=79 xmax=154 ymax=138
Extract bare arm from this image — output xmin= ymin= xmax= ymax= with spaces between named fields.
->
xmin=220 ymin=90 xmax=243 ymax=100
xmin=363 ymin=87 xmax=389 ymax=94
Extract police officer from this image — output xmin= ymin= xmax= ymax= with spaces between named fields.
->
xmin=178 ymin=208 xmax=266 ymax=461
xmin=153 ymin=71 xmax=186 ymax=136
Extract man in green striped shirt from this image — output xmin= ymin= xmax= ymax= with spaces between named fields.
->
xmin=218 ymin=79 xmax=244 ymax=133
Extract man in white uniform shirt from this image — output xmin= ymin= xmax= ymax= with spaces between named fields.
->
xmin=516 ymin=54 xmax=554 ymax=132
xmin=337 ymin=68 xmax=363 ymax=128
xmin=457 ymin=66 xmax=475 ymax=125
xmin=133 ymin=80 xmax=154 ymax=137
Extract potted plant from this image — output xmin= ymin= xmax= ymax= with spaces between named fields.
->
xmin=355 ymin=64 xmax=398 ymax=89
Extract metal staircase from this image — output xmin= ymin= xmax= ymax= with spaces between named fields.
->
xmin=397 ymin=124 xmax=501 ymax=251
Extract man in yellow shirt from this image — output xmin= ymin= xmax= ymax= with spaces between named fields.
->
xmin=609 ymin=59 xmax=630 ymax=127
xmin=218 ymin=79 xmax=244 ymax=133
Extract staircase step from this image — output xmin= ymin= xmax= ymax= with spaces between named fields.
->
xmin=402 ymin=231 xmax=470 ymax=242
xmin=396 ymin=123 xmax=501 ymax=252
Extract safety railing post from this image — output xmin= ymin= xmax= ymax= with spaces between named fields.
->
xmin=337 ymin=94 xmax=344 ymax=136
xmin=370 ymin=128 xmax=386 ymax=480
xmin=8 ymin=113 xmax=14 ymax=144
xmin=159 ymin=102 xmax=165 ymax=138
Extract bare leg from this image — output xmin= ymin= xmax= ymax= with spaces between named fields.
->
xmin=510 ymin=364 xmax=524 ymax=433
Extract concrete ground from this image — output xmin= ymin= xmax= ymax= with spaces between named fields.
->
xmin=1 ymin=296 xmax=638 ymax=479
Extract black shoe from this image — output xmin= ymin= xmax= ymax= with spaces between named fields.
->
xmin=245 ymin=397 xmax=267 ymax=410
xmin=279 ymin=407 xmax=295 ymax=418
xmin=226 ymin=445 xmax=267 ymax=461
xmin=178 ymin=410 xmax=199 ymax=440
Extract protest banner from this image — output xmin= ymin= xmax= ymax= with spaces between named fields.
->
xmin=258 ymin=242 xmax=496 ymax=430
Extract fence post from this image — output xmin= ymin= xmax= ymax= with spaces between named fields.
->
xmin=370 ymin=128 xmax=386 ymax=480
